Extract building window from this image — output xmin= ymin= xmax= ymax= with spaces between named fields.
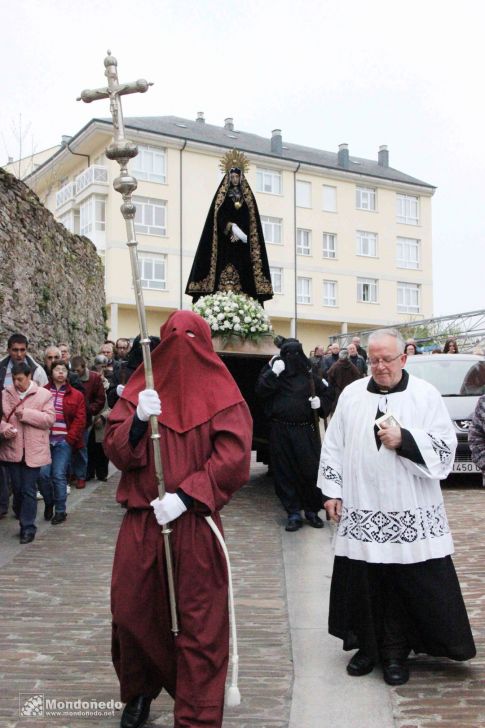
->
xmin=79 ymin=195 xmax=106 ymax=236
xmin=59 ymin=209 xmax=80 ymax=235
xmin=138 ymin=255 xmax=167 ymax=290
xmin=397 ymin=194 xmax=419 ymax=225
xmin=357 ymin=277 xmax=378 ymax=303
xmin=132 ymin=145 xmax=166 ymax=183
xmin=296 ymin=180 xmax=311 ymax=208
xmin=297 ymin=228 xmax=311 ymax=256
xmin=261 ymin=215 xmax=282 ymax=244
xmin=256 ymin=167 xmax=282 ymax=194
xmin=134 ymin=197 xmax=167 ymax=236
xmin=297 ymin=277 xmax=312 ymax=304
xmin=357 ymin=230 xmax=378 ymax=257
xmin=397 ymin=282 xmax=420 ymax=313
xmin=323 ymin=280 xmax=337 ymax=307
xmin=270 ymin=266 xmax=283 ymax=294
xmin=356 ymin=186 xmax=376 ymax=210
xmin=397 ymin=237 xmax=420 ymax=269
xmin=322 ymin=232 xmax=337 ymax=258
xmin=322 ymin=185 xmax=337 ymax=212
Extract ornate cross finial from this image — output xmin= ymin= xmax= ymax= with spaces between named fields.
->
xmin=77 ymin=50 xmax=153 ymax=218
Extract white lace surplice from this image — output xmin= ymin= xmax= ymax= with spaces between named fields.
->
xmin=317 ymin=374 xmax=457 ymax=564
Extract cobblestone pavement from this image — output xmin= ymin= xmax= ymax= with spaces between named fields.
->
xmin=0 ymin=466 xmax=483 ymax=727
xmin=0 ymin=462 xmax=292 ymax=728
xmin=391 ymin=481 xmax=485 ymax=728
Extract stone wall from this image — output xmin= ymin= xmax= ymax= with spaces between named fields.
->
xmin=0 ymin=168 xmax=106 ymax=361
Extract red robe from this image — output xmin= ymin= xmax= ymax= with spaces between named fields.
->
xmin=104 ymin=397 xmax=252 ymax=728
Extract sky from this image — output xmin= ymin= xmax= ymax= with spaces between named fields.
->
xmin=1 ymin=0 xmax=484 ymax=318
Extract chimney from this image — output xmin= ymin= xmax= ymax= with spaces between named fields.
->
xmin=8 ymin=156 xmax=13 ymax=164
xmin=271 ymin=129 xmax=283 ymax=155
xmin=337 ymin=143 xmax=349 ymax=168
xmin=61 ymin=135 xmax=73 ymax=147
xmin=224 ymin=117 xmax=234 ymax=131
xmin=378 ymin=144 xmax=389 ymax=167
xmin=196 ymin=111 xmax=205 ymax=123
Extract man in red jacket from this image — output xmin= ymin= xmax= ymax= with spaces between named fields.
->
xmin=70 ymin=356 xmax=106 ymax=489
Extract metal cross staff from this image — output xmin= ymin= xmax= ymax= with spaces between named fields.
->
xmin=78 ymin=51 xmax=179 ymax=635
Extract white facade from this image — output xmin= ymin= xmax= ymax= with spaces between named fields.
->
xmin=26 ymin=118 xmax=435 ymax=353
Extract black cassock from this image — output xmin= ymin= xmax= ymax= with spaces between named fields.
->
xmin=185 ymin=175 xmax=273 ymax=304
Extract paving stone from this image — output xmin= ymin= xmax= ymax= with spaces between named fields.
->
xmin=391 ymin=484 xmax=485 ymax=728
xmin=0 ymin=468 xmax=483 ymax=727
xmin=0 ymin=463 xmax=292 ymax=727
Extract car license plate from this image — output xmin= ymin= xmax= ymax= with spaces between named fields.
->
xmin=453 ymin=461 xmax=481 ymax=473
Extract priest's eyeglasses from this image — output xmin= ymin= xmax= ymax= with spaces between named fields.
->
xmin=369 ymin=353 xmax=403 ymax=367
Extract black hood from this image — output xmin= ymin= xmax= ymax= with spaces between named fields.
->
xmin=279 ymin=339 xmax=311 ymax=376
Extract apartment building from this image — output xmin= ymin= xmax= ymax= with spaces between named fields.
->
xmin=25 ymin=114 xmax=435 ymax=353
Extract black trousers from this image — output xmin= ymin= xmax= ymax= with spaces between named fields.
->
xmin=329 ymin=555 xmax=476 ymax=663
xmin=87 ymin=428 xmax=109 ymax=480
xmin=269 ymin=420 xmax=322 ymax=515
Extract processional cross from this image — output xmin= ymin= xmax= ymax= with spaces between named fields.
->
xmin=78 ymin=51 xmax=179 ymax=635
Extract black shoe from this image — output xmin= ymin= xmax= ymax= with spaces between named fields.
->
xmin=305 ymin=511 xmax=324 ymax=528
xmin=346 ymin=650 xmax=375 ymax=677
xmin=120 ymin=696 xmax=152 ymax=728
xmin=20 ymin=532 xmax=35 ymax=544
xmin=44 ymin=504 xmax=54 ymax=521
xmin=382 ymin=658 xmax=409 ymax=685
xmin=285 ymin=515 xmax=303 ymax=532
xmin=51 ymin=512 xmax=67 ymax=525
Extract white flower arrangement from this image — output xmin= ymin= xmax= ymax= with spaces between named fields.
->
xmin=193 ymin=291 xmax=273 ymax=343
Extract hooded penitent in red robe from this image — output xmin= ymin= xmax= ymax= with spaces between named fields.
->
xmin=104 ymin=310 xmax=252 ymax=728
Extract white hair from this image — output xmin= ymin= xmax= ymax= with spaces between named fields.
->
xmin=368 ymin=328 xmax=405 ymax=354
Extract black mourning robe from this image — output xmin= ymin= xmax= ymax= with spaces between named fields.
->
xmin=256 ymin=364 xmax=333 ymax=515
xmin=185 ymin=175 xmax=273 ymax=304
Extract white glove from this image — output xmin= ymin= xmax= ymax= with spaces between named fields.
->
xmin=309 ymin=396 xmax=321 ymax=409
xmin=150 ymin=493 xmax=187 ymax=526
xmin=231 ymin=223 xmax=248 ymax=243
xmin=116 ymin=384 xmax=125 ymax=397
xmin=136 ymin=389 xmax=161 ymax=421
xmin=272 ymin=360 xmax=285 ymax=377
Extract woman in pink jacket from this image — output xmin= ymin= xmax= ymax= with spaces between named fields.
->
xmin=0 ymin=361 xmax=55 ymax=543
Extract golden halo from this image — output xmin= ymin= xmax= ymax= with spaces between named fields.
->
xmin=219 ymin=149 xmax=250 ymax=174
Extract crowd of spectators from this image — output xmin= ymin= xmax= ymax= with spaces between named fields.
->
xmin=0 ymin=332 xmax=139 ymax=543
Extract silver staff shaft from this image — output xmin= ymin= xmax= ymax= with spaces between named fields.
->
xmin=78 ymin=50 xmax=178 ymax=635
xmin=125 ymin=224 xmax=179 ymax=637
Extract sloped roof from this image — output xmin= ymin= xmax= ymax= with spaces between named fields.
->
xmin=119 ymin=115 xmax=434 ymax=189
xmin=26 ymin=115 xmax=434 ymax=190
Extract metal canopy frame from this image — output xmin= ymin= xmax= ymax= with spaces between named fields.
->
xmin=330 ymin=309 xmax=485 ymax=352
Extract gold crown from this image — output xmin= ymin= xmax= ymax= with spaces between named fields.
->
xmin=219 ymin=149 xmax=250 ymax=174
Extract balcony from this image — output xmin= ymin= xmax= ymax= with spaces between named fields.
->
xmin=75 ymin=165 xmax=108 ymax=195
xmin=55 ymin=165 xmax=109 ymax=211
xmin=55 ymin=182 xmax=75 ymax=209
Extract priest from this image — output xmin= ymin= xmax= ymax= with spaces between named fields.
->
xmin=318 ymin=328 xmax=475 ymax=686
xmin=185 ymin=150 xmax=273 ymax=305
xmin=104 ymin=310 xmax=252 ymax=728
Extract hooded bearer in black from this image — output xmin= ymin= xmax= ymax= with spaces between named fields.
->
xmin=256 ymin=339 xmax=334 ymax=531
